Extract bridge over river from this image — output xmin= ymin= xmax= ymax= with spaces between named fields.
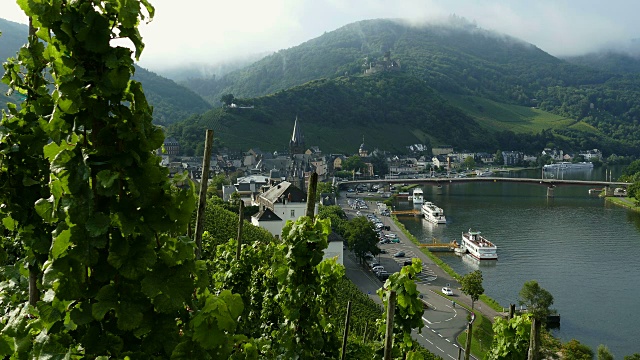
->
xmin=337 ymin=177 xmax=631 ymax=197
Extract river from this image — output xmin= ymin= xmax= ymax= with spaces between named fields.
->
xmin=394 ymin=166 xmax=640 ymax=357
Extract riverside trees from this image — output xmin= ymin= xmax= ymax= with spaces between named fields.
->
xmin=519 ymin=280 xmax=554 ymax=360
xmin=459 ymin=270 xmax=484 ymax=310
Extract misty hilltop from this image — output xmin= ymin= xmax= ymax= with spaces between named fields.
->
xmin=182 ymin=17 xmax=587 ymax=103
xmin=170 ymin=17 xmax=640 ymax=156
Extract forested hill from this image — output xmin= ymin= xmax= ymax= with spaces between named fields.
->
xmin=167 ymin=72 xmax=604 ymax=156
xmin=131 ymin=66 xmax=212 ymax=125
xmin=182 ymin=17 xmax=640 ymax=155
xmin=183 ymin=17 xmax=605 ymax=104
xmin=564 ymin=51 xmax=640 ymax=75
xmin=0 ymin=18 xmax=210 ymax=125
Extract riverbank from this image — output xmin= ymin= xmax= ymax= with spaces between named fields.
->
xmin=606 ymin=196 xmax=640 ymax=212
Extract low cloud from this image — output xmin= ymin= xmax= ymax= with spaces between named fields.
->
xmin=3 ymin=0 xmax=639 ymax=70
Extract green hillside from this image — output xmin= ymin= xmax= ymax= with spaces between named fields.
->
xmin=183 ymin=17 xmax=640 ymax=155
xmin=564 ymin=51 xmax=640 ymax=75
xmin=442 ymin=94 xmax=577 ymax=133
xmin=169 ymin=72 xmax=488 ymax=154
xmin=132 ymin=66 xmax=212 ymax=125
xmin=168 ymin=72 xmax=613 ymax=156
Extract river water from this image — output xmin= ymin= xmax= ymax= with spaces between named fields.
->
xmin=394 ymin=166 xmax=640 ymax=357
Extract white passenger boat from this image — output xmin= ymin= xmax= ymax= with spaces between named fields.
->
xmin=411 ymin=188 xmax=424 ymax=204
xmin=461 ymin=229 xmax=497 ymax=260
xmin=421 ymin=202 xmax=446 ymax=224
xmin=543 ymin=162 xmax=593 ymax=171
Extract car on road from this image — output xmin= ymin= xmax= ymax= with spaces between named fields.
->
xmin=441 ymin=287 xmax=454 ymax=296
xmin=393 ymin=251 xmax=405 ymax=258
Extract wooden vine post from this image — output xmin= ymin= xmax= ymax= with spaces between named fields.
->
xmin=306 ymin=172 xmax=318 ymax=218
xmin=236 ymin=201 xmax=244 ymax=260
xmin=194 ymin=129 xmax=214 ymax=259
xmin=340 ymin=300 xmax=352 ymax=360
xmin=383 ymin=290 xmax=397 ymax=360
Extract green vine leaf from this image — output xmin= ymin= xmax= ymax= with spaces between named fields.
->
xmin=50 ymin=228 xmax=71 ymax=259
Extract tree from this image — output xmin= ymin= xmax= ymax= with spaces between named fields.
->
xmin=520 ymin=281 xmax=554 ymax=360
xmin=370 ymin=152 xmax=389 ymax=176
xmin=562 ymin=339 xmax=593 ymax=360
xmin=460 ymin=270 xmax=484 ymax=310
xmin=597 ymin=345 xmax=614 ymax=360
xmin=462 ymin=156 xmax=476 ymax=169
xmin=343 ymin=216 xmax=379 ymax=263
xmin=220 ymin=93 xmax=235 ymax=106
xmin=625 ymin=354 xmax=640 ymax=360
xmin=316 ymin=181 xmax=335 ymax=202
xmin=343 ymin=155 xmax=367 ymax=173
xmin=317 ymin=205 xmax=347 ymax=235
xmin=494 ymin=150 xmax=504 ymax=165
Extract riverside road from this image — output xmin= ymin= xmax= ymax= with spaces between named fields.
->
xmin=338 ymin=192 xmax=502 ymax=359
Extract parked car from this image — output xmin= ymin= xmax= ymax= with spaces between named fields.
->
xmin=390 ymin=238 xmax=400 ymax=244
xmin=441 ymin=287 xmax=454 ymax=296
xmin=393 ymin=251 xmax=405 ymax=258
xmin=371 ymin=265 xmax=384 ymax=272
xmin=376 ymin=271 xmax=390 ymax=280
xmin=403 ymin=260 xmax=412 ymax=267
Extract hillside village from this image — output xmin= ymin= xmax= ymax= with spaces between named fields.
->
xmin=159 ymin=117 xmax=604 ymax=236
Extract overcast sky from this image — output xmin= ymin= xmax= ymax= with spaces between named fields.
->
xmin=2 ymin=0 xmax=639 ymax=71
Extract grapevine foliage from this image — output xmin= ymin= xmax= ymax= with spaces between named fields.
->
xmin=0 ymin=1 xmax=252 ymax=358
xmin=378 ymin=258 xmax=425 ymax=359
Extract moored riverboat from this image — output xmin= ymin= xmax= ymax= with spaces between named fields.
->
xmin=421 ymin=202 xmax=446 ymax=224
xmin=543 ymin=162 xmax=594 ymax=171
xmin=461 ymin=229 xmax=497 ymax=260
xmin=411 ymin=188 xmax=424 ymax=204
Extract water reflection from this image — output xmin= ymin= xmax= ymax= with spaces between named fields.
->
xmin=627 ymin=210 xmax=640 ymax=233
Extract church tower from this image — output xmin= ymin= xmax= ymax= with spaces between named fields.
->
xmin=289 ymin=116 xmax=305 ymax=155
xmin=359 ymin=135 xmax=368 ymax=157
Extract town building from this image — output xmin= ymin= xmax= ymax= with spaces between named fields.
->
xmin=579 ymin=149 xmax=602 ymax=161
xmin=251 ymin=181 xmax=317 ymax=237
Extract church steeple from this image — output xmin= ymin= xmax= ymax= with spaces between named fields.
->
xmin=289 ymin=116 xmax=304 ymax=154
xmin=359 ymin=135 xmax=368 ymax=157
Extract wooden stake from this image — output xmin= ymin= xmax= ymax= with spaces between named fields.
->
xmin=236 ymin=201 xmax=244 ymax=260
xmin=305 ymin=172 xmax=318 ymax=219
xmin=340 ymin=301 xmax=352 ymax=360
xmin=383 ymin=290 xmax=396 ymax=360
xmin=194 ymin=129 xmax=214 ymax=260
xmin=362 ymin=322 xmax=368 ymax=344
